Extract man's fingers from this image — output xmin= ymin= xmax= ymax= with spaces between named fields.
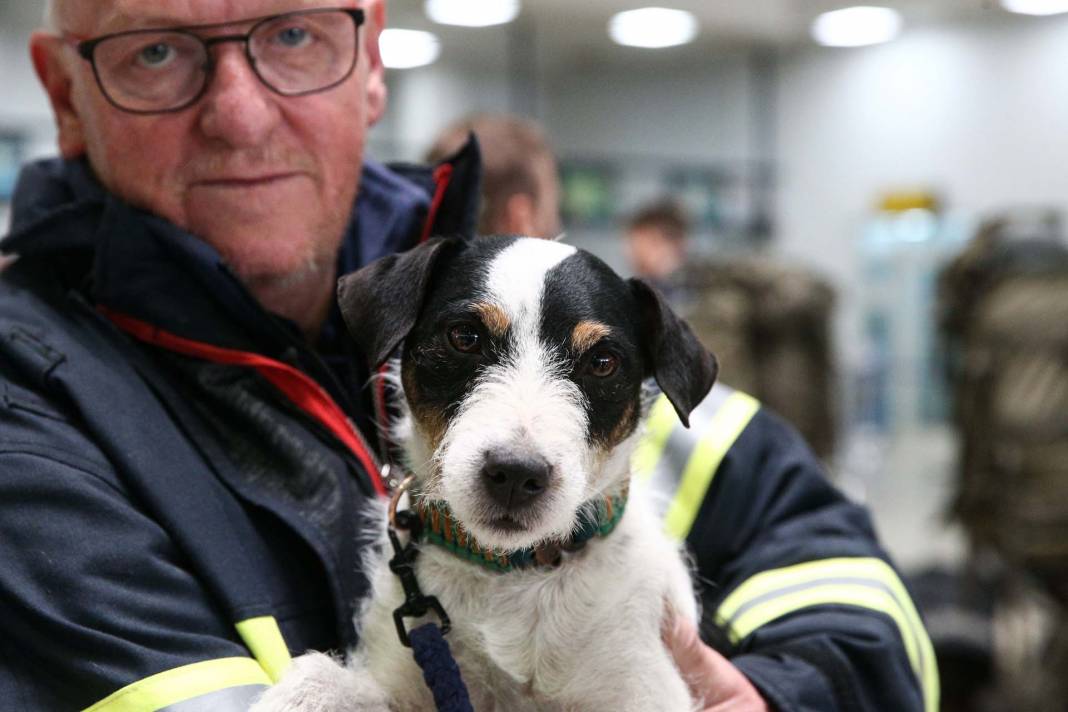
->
xmin=662 ymin=612 xmax=771 ymax=712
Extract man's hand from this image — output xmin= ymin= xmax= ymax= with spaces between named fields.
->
xmin=662 ymin=614 xmax=771 ymax=712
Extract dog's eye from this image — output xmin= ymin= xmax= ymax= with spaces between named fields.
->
xmin=586 ymin=352 xmax=619 ymax=378
xmin=448 ymin=324 xmax=482 ymax=354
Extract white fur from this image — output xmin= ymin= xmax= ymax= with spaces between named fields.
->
xmin=253 ymin=239 xmax=698 ymax=712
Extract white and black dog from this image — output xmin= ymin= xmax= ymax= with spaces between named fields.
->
xmin=254 ymin=236 xmax=717 ymax=712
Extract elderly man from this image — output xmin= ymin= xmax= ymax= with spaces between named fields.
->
xmin=0 ymin=2 xmax=934 ymax=711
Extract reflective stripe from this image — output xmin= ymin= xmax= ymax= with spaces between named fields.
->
xmin=663 ymin=390 xmax=760 ymax=540
xmin=161 ymin=684 xmax=267 ymax=712
xmin=634 ymin=385 xmax=760 ymax=541
xmin=236 ymin=616 xmax=292 ymax=683
xmin=632 ymin=394 xmax=677 ymax=481
xmin=83 ymin=658 xmax=271 ymax=712
xmin=715 ymin=557 xmax=940 ymax=712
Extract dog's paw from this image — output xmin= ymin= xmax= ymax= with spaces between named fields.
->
xmin=249 ymin=651 xmax=391 ymax=712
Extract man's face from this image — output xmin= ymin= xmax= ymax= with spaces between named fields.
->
xmin=36 ymin=0 xmax=384 ymax=291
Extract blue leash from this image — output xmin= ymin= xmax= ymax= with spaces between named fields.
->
xmin=388 ymin=502 xmax=474 ymax=712
xmin=409 ymin=624 xmax=474 ymax=712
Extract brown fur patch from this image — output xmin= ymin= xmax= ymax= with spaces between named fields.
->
xmin=604 ymin=400 xmax=639 ymax=450
xmin=402 ymin=361 xmax=448 ymax=452
xmin=570 ymin=320 xmax=612 ymax=355
xmin=473 ymin=301 xmax=510 ymax=338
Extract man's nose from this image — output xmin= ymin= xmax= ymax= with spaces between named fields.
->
xmin=197 ymin=46 xmax=280 ymax=147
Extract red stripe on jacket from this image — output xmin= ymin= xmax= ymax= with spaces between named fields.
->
xmin=100 ymin=308 xmax=386 ymax=497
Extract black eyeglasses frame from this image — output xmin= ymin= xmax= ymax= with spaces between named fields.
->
xmin=71 ymin=7 xmax=366 ymax=115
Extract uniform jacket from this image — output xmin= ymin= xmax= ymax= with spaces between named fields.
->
xmin=0 ymin=152 xmax=935 ymax=712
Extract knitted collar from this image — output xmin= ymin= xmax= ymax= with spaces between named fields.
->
xmin=414 ymin=490 xmax=628 ymax=573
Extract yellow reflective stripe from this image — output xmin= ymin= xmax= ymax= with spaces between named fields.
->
xmin=663 ymin=391 xmax=760 ymax=540
xmin=83 ymin=657 xmax=270 ymax=712
xmin=715 ymin=557 xmax=939 ymax=712
xmin=632 ymin=394 xmax=677 ymax=481
xmin=236 ymin=616 xmax=292 ymax=683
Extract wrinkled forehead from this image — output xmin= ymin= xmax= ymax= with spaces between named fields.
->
xmin=59 ymin=0 xmax=358 ymax=34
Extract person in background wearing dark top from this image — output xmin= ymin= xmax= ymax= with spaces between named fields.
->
xmin=0 ymin=0 xmax=931 ymax=706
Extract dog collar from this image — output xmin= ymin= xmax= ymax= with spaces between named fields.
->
xmin=414 ymin=491 xmax=628 ymax=573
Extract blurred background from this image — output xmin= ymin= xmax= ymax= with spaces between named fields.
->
xmin=3 ymin=1 xmax=1068 ymax=708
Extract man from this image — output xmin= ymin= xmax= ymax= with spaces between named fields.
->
xmin=426 ymin=113 xmax=561 ymax=239
xmin=0 ymin=5 xmax=931 ymax=712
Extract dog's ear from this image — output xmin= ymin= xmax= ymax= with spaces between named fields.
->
xmin=629 ymin=278 xmax=718 ymax=428
xmin=338 ymin=238 xmax=456 ymax=368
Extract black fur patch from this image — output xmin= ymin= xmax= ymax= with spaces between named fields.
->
xmin=540 ymin=252 xmax=647 ymax=446
xmin=402 ymin=237 xmax=519 ymax=424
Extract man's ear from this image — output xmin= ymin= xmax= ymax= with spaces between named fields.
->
xmin=30 ymin=31 xmax=87 ymax=159
xmin=629 ymin=278 xmax=717 ymax=427
xmin=362 ymin=0 xmax=388 ymax=126
xmin=338 ymin=238 xmax=456 ymax=368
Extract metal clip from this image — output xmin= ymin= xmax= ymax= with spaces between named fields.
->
xmin=387 ymin=475 xmax=451 ymax=647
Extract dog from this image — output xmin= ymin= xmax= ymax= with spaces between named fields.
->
xmin=253 ymin=235 xmax=717 ymax=712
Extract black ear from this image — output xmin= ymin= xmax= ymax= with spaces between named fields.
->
xmin=629 ymin=278 xmax=718 ymax=428
xmin=337 ymin=238 xmax=456 ymax=368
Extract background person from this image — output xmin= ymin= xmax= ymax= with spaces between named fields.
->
xmin=426 ymin=112 xmax=561 ymax=239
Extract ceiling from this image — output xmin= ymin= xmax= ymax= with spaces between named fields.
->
xmin=0 ymin=1 xmax=1009 ymax=69
xmin=383 ymin=0 xmax=1010 ymax=73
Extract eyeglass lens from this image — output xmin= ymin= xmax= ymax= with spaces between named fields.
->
xmin=89 ymin=9 xmax=360 ymax=113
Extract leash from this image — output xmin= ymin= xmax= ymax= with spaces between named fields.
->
xmin=387 ymin=473 xmax=474 ymax=712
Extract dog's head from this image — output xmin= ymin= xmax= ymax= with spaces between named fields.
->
xmin=339 ymin=236 xmax=716 ymax=550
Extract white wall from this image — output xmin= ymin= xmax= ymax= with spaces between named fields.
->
xmin=543 ymin=53 xmax=755 ymax=163
xmin=776 ymin=12 xmax=1068 ymax=362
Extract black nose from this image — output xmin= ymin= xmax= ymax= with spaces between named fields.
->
xmin=481 ymin=454 xmax=551 ymax=510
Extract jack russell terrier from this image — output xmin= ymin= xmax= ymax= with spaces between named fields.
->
xmin=253 ymin=235 xmax=717 ymax=712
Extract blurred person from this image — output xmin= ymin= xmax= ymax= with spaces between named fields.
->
xmin=624 ymin=198 xmax=690 ymax=296
xmin=0 ymin=3 xmax=930 ymax=711
xmin=426 ymin=112 xmax=560 ymax=238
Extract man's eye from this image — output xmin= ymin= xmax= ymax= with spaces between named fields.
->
xmin=447 ymin=325 xmax=482 ymax=354
xmin=586 ymin=352 xmax=619 ymax=378
xmin=136 ymin=42 xmax=177 ymax=67
xmin=275 ymin=26 xmax=311 ymax=48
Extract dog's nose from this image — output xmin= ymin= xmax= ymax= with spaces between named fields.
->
xmin=481 ymin=454 xmax=551 ymax=510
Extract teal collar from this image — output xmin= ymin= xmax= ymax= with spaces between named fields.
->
xmin=415 ymin=491 xmax=628 ymax=573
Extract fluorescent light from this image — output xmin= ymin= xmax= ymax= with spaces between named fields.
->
xmin=425 ymin=0 xmax=520 ymax=27
xmin=380 ymin=29 xmax=441 ymax=70
xmin=609 ymin=7 xmax=698 ymax=49
xmin=1002 ymin=0 xmax=1068 ymax=15
xmin=812 ymin=6 xmax=903 ymax=47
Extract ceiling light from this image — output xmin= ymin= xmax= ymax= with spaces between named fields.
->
xmin=380 ymin=29 xmax=441 ymax=70
xmin=425 ymin=0 xmax=520 ymax=27
xmin=811 ymin=6 xmax=903 ymax=47
xmin=608 ymin=7 xmax=699 ymax=49
xmin=1001 ymin=0 xmax=1068 ymax=15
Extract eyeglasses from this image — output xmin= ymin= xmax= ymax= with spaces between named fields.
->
xmin=69 ymin=8 xmax=365 ymax=115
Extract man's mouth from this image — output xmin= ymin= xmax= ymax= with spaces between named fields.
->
xmin=194 ymin=172 xmax=303 ymax=188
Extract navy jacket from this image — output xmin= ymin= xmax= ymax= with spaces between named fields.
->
xmin=0 ymin=153 xmax=934 ymax=711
